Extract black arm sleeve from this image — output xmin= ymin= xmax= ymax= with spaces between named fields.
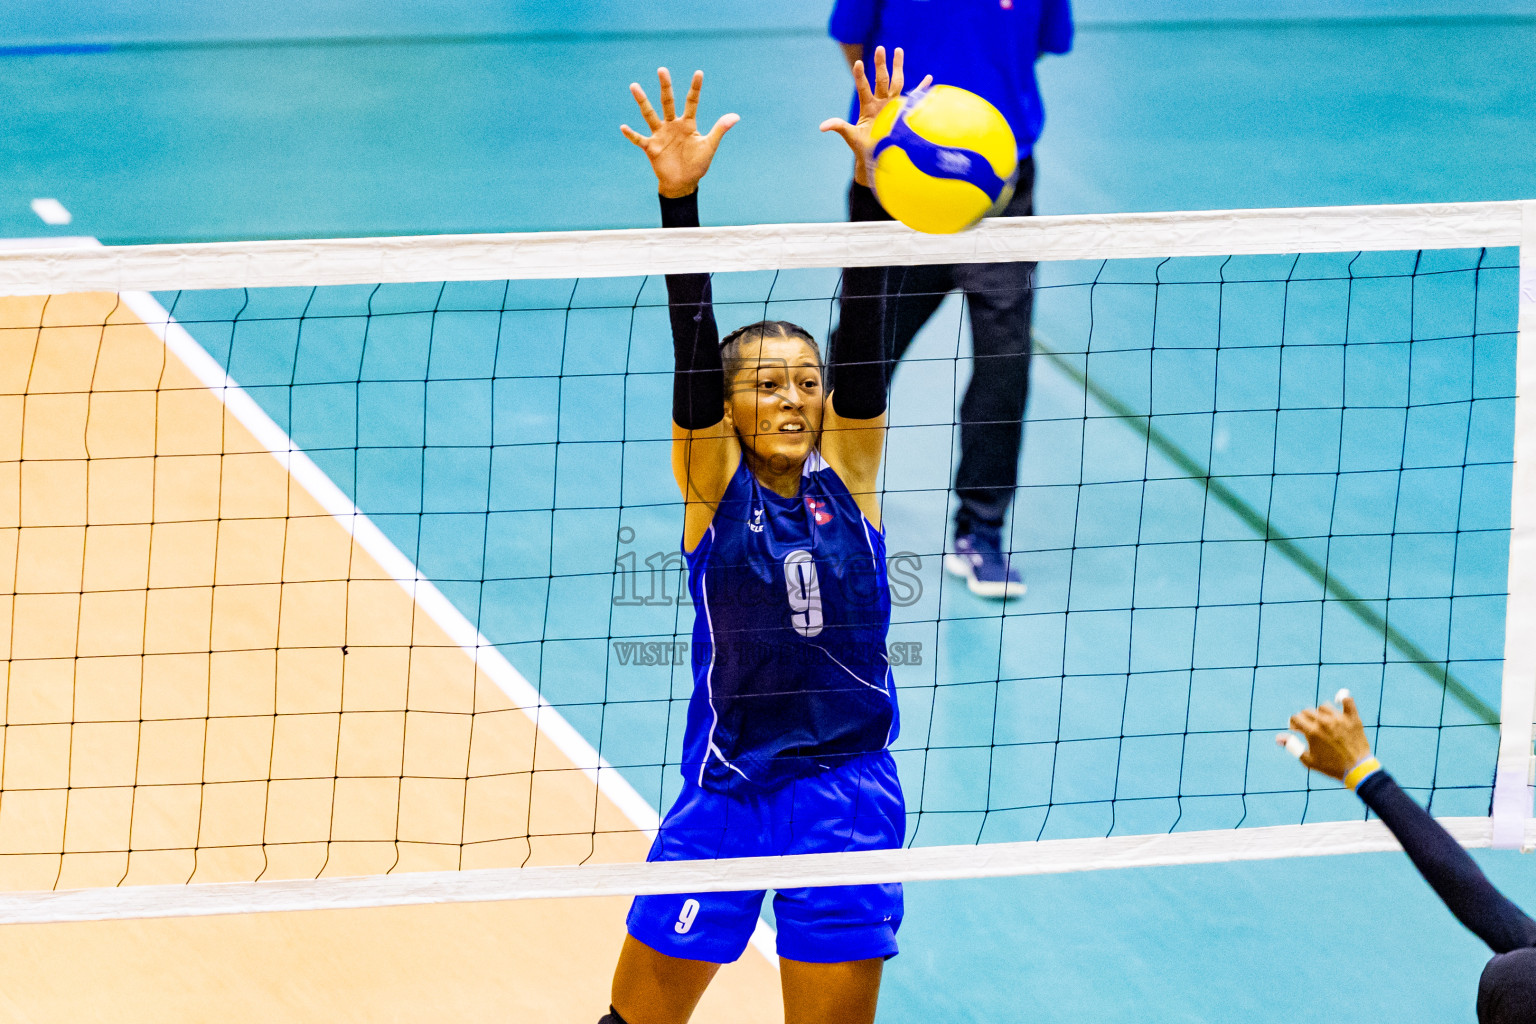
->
xmin=661 ymin=191 xmax=724 ymax=431
xmin=1358 ymin=770 xmax=1536 ymax=954
xmin=829 ymin=184 xmax=889 ymax=421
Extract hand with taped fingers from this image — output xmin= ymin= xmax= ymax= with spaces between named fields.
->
xmin=819 ymin=46 xmax=932 ymax=187
xmin=621 ymin=68 xmax=739 ymax=200
xmin=1285 ymin=695 xmax=1373 ymax=781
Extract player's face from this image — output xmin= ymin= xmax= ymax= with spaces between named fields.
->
xmin=726 ymin=335 xmax=824 ymax=471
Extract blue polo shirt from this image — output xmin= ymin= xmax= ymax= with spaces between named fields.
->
xmin=829 ymin=0 xmax=1072 ymax=157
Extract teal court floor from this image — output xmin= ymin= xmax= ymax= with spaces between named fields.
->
xmin=6 ymin=13 xmax=1536 ymax=1022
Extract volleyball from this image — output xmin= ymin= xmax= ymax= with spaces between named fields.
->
xmin=869 ymin=84 xmax=1018 ymax=234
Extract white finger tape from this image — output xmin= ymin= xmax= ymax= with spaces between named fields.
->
xmin=1276 ymin=733 xmax=1305 ymax=759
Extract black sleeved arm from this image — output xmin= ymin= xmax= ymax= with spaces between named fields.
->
xmin=1357 ymin=770 xmax=1536 ymax=954
xmin=661 ymin=191 xmax=725 ymax=431
xmin=829 ymin=184 xmax=889 ymax=421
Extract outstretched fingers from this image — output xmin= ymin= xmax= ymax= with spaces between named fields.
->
xmin=630 ymin=82 xmax=662 ymax=130
xmin=851 ymin=60 xmax=875 ymax=117
xmin=658 ymin=67 xmax=677 ymax=121
xmin=819 ymin=117 xmax=856 ymax=138
xmin=872 ymin=45 xmax=890 ymax=98
xmin=682 ymin=70 xmax=703 ymax=121
xmin=624 ymin=66 xmax=734 ymax=193
xmin=819 ymin=117 xmax=863 ymax=156
xmin=704 ymin=112 xmax=740 ymax=147
xmin=889 ymin=46 xmax=905 ymax=97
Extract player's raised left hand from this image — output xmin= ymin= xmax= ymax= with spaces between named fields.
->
xmin=621 ymin=68 xmax=739 ymax=199
xmin=820 ymin=46 xmax=932 ymax=187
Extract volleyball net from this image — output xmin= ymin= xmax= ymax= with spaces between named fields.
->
xmin=0 ymin=199 xmax=1531 ymax=924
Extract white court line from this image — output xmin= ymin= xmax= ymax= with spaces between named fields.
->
xmin=0 ymin=199 xmax=1523 ymax=296
xmin=29 ymin=198 xmax=72 ymax=226
xmin=0 ymin=235 xmax=94 ymax=249
xmin=119 ymin=289 xmax=664 ymax=833
xmin=112 ymin=285 xmax=782 ymax=963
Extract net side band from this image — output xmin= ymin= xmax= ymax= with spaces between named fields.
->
xmin=0 ymin=200 xmax=1521 ymax=296
xmin=1493 ymin=198 xmax=1536 ymax=848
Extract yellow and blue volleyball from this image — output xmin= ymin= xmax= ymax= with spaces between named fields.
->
xmin=869 ymin=85 xmax=1018 ymax=234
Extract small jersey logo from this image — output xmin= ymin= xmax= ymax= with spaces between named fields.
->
xmin=804 ymin=498 xmax=832 ymax=525
xmin=748 ymin=506 xmax=765 ymax=532
xmin=1000 ymin=0 xmax=1013 ymax=8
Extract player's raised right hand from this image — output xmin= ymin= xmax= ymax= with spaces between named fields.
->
xmin=621 ymin=68 xmax=739 ymax=199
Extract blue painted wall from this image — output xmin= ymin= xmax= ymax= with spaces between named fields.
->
xmin=3 ymin=0 xmax=1532 ymax=48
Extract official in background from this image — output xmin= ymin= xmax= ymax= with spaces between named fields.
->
xmin=828 ymin=0 xmax=1073 ymax=599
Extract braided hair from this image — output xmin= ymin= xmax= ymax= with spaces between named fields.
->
xmin=719 ymin=320 xmax=820 ymax=364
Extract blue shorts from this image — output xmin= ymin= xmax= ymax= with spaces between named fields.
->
xmin=627 ymin=750 xmax=905 ymax=964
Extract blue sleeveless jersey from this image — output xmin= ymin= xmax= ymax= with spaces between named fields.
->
xmin=683 ymin=452 xmax=899 ymax=796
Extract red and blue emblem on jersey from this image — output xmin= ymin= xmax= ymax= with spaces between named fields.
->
xmin=805 ymin=497 xmax=833 ymax=525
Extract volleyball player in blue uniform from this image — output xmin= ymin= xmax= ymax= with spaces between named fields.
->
xmin=1285 ymin=697 xmax=1536 ymax=1022
xmin=600 ymin=53 xmax=916 ymax=1024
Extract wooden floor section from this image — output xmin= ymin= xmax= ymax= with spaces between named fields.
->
xmin=0 ymin=292 xmax=779 ymax=1020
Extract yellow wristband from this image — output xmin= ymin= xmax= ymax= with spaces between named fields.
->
xmin=1344 ymin=757 xmax=1381 ymax=791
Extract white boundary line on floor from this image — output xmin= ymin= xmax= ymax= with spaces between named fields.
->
xmin=116 ymin=286 xmax=663 ymax=835
xmin=111 ymin=283 xmax=782 ymax=959
xmin=0 ymin=200 xmax=1522 ymax=296
xmin=0 ymin=817 xmax=1531 ymax=925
